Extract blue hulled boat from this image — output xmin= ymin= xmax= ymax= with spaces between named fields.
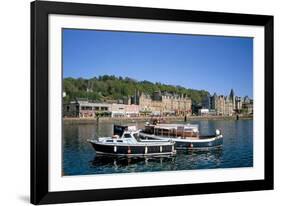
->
xmin=139 ymin=123 xmax=223 ymax=150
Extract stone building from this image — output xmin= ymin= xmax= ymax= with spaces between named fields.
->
xmin=242 ymin=96 xmax=253 ymax=114
xmin=235 ymin=96 xmax=243 ymax=112
xmin=63 ymin=90 xmax=192 ymax=118
xmin=202 ymin=89 xmax=252 ymax=116
xmin=63 ymin=98 xmax=112 ymax=117
xmin=211 ymin=91 xmax=234 ymax=116
xmin=131 ymin=91 xmax=192 ymax=116
xmin=111 ymin=103 xmax=140 ymax=117
xmin=224 ymin=96 xmax=234 ymax=116
xmin=215 ymin=95 xmax=226 ymax=115
xmin=63 ymin=98 xmax=141 ymax=118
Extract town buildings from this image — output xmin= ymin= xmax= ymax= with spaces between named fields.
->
xmin=63 ymin=91 xmax=192 ymax=118
xmin=63 ymin=89 xmax=252 ymax=118
xmin=131 ymin=91 xmax=192 ymax=116
xmin=201 ymin=89 xmax=253 ymax=116
xmin=63 ymin=99 xmax=112 ymax=118
xmin=63 ymin=99 xmax=141 ymax=118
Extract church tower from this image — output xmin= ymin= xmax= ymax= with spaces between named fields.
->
xmin=229 ymin=89 xmax=235 ymax=103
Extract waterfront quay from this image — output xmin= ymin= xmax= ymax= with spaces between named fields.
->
xmin=63 ymin=115 xmax=253 ymax=125
xmin=63 ymin=89 xmax=253 ymax=120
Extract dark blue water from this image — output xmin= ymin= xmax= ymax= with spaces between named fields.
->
xmin=63 ymin=120 xmax=253 ymax=176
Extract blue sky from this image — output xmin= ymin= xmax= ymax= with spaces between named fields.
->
xmin=63 ymin=29 xmax=253 ymax=97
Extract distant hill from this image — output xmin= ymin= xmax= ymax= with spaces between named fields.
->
xmin=63 ymin=75 xmax=209 ymax=104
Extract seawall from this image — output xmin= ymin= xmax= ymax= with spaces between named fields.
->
xmin=63 ymin=115 xmax=253 ymax=125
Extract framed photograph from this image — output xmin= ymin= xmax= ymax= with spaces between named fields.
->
xmin=31 ymin=0 xmax=274 ymax=204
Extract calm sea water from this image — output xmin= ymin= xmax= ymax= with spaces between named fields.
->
xmin=63 ymin=119 xmax=253 ymax=176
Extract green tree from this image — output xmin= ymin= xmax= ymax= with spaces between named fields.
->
xmin=63 ymin=75 xmax=210 ymax=104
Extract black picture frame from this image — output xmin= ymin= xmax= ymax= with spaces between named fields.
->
xmin=31 ymin=0 xmax=274 ymax=204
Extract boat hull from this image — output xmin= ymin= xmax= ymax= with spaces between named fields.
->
xmin=139 ymin=133 xmax=223 ymax=150
xmin=174 ymin=137 xmax=223 ymax=149
xmin=89 ymin=141 xmax=176 ymax=156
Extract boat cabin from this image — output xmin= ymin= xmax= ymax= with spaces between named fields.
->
xmin=113 ymin=125 xmax=137 ymax=137
xmin=99 ymin=130 xmax=140 ymax=144
xmin=144 ymin=123 xmax=199 ymax=138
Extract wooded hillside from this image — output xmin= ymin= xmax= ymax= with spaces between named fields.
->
xmin=63 ymin=75 xmax=209 ymax=104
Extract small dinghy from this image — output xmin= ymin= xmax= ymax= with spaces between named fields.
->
xmin=139 ymin=123 xmax=223 ymax=150
xmin=88 ymin=125 xmax=176 ymax=156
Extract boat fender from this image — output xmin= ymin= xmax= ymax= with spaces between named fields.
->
xmin=189 ymin=143 xmax=193 ymax=148
xmin=160 ymin=146 xmax=162 ymax=153
xmin=145 ymin=146 xmax=148 ymax=154
xmin=215 ymin=129 xmax=220 ymax=136
xmin=127 ymin=147 xmax=131 ymax=154
xmin=114 ymin=146 xmax=117 ymax=152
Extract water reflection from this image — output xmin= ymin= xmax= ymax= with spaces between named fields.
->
xmin=63 ymin=120 xmax=253 ymax=176
xmin=90 ymin=148 xmax=223 ymax=170
xmin=91 ymin=154 xmax=176 ymax=168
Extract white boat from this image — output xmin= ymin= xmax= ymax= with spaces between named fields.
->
xmin=88 ymin=125 xmax=176 ymax=156
xmin=139 ymin=123 xmax=223 ymax=149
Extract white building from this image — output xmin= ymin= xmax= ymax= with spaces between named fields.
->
xmin=198 ymin=108 xmax=209 ymax=116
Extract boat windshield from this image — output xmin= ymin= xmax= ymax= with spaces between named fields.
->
xmin=133 ymin=133 xmax=140 ymax=141
xmin=124 ymin=133 xmax=132 ymax=138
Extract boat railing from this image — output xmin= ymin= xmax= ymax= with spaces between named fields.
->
xmin=144 ymin=125 xmax=199 ymax=138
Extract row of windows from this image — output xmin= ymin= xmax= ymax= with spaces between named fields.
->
xmin=106 ymin=140 xmax=124 ymax=143
xmin=80 ymin=106 xmax=109 ymax=111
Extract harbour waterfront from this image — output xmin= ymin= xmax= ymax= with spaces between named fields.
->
xmin=63 ymin=115 xmax=253 ymax=124
xmin=63 ymin=119 xmax=253 ymax=176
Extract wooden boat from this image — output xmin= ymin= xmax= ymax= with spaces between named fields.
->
xmin=88 ymin=125 xmax=176 ymax=156
xmin=139 ymin=123 xmax=223 ymax=149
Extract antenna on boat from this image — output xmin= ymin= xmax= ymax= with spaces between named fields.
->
xmin=96 ymin=113 xmax=100 ymax=137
